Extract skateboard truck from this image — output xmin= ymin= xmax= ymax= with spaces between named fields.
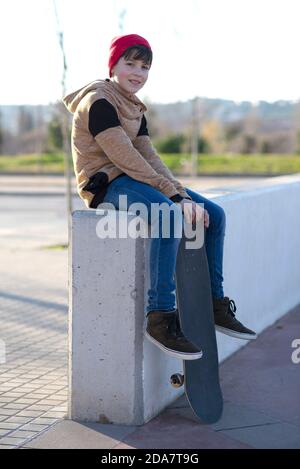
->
xmin=170 ymin=373 xmax=184 ymax=388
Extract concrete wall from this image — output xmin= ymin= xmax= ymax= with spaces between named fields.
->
xmin=214 ymin=175 xmax=300 ymax=361
xmin=69 ymin=175 xmax=300 ymax=425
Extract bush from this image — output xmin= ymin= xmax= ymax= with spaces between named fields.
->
xmin=155 ymin=133 xmax=186 ymax=153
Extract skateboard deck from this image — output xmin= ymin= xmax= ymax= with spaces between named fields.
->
xmin=173 ymin=227 xmax=223 ymax=423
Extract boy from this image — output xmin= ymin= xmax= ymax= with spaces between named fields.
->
xmin=63 ymin=34 xmax=256 ymax=361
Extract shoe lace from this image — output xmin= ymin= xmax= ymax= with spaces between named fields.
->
xmin=228 ymin=299 xmax=237 ymax=317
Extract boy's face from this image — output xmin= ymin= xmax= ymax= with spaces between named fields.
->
xmin=111 ymin=55 xmax=150 ymax=94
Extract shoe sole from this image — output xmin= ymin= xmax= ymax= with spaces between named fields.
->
xmin=145 ymin=331 xmax=203 ymax=360
xmin=215 ymin=325 xmax=257 ymax=340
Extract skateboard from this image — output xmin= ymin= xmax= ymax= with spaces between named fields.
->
xmin=172 ymin=226 xmax=223 ymax=424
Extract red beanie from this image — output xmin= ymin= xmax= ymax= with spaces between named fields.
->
xmin=108 ymin=34 xmax=152 ymax=77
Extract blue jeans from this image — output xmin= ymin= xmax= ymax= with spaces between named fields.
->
xmin=101 ymin=174 xmax=226 ymax=313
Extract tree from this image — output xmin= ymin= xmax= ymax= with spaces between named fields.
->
xmin=17 ymin=106 xmax=34 ymax=134
xmin=224 ymin=122 xmax=243 ymax=142
xmin=155 ymin=133 xmax=186 ymax=153
xmin=201 ymin=120 xmax=225 ymax=153
xmin=296 ymin=130 xmax=300 ymax=155
xmin=260 ymin=140 xmax=273 ymax=154
xmin=143 ymin=99 xmax=163 ymax=139
xmin=241 ymin=134 xmax=257 ymax=154
xmin=47 ymin=116 xmax=63 ymax=152
xmin=198 ymin=136 xmax=210 ymax=153
xmin=0 ymin=110 xmax=3 ymax=154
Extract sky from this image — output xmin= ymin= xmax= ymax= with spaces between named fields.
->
xmin=1 ymin=0 xmax=300 ymax=105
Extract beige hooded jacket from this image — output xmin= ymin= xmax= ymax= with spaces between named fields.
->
xmin=62 ymin=78 xmax=191 ymax=208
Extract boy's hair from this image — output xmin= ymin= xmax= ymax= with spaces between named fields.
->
xmin=120 ymin=45 xmax=152 ymax=68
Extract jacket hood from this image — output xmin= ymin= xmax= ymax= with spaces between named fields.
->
xmin=62 ymin=80 xmax=104 ymax=114
xmin=62 ymin=79 xmax=147 ymax=114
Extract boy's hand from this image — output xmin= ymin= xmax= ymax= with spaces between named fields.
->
xmin=176 ymin=198 xmax=209 ymax=227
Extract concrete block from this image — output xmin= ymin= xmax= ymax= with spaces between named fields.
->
xmin=69 ymin=210 xmax=182 ymax=425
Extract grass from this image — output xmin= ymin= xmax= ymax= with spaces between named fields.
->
xmin=0 ymin=153 xmax=65 ymax=173
xmin=1 ymin=152 xmax=300 ymax=176
xmin=40 ymin=243 xmax=68 ymax=250
xmin=162 ymin=153 xmax=300 ymax=175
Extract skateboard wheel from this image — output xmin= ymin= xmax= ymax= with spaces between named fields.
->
xmin=170 ymin=373 xmax=184 ymax=388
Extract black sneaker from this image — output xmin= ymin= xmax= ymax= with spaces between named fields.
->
xmin=213 ymin=297 xmax=257 ymax=340
xmin=145 ymin=310 xmax=203 ymax=360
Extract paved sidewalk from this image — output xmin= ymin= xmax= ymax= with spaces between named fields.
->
xmin=0 ymin=194 xmax=69 ymax=449
xmin=21 ymin=304 xmax=300 ymax=449
xmin=0 ymin=247 xmax=68 ymax=449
